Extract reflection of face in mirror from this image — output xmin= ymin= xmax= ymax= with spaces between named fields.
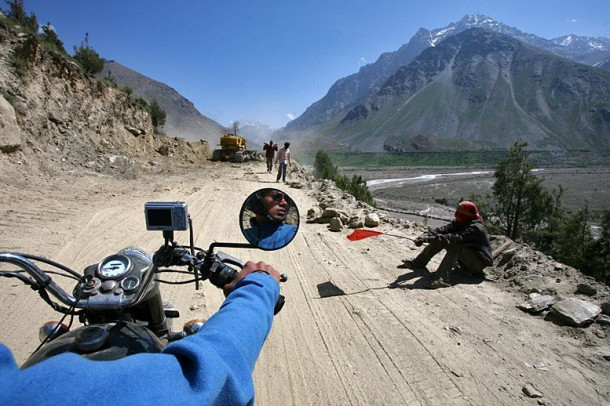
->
xmin=240 ymin=188 xmax=299 ymax=250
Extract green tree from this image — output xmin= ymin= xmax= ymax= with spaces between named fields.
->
xmin=73 ymin=33 xmax=104 ymax=75
xmin=313 ymin=150 xmax=339 ymax=180
xmin=40 ymin=22 xmax=66 ymax=53
xmin=489 ymin=142 xmax=555 ymax=241
xmin=551 ymin=206 xmax=594 ymax=271
xmin=590 ymin=210 xmax=610 ymax=284
xmin=148 ymin=98 xmax=166 ymax=128
xmin=347 ymin=175 xmax=375 ymax=206
xmin=6 ymin=0 xmax=38 ymax=33
xmin=528 ymin=185 xmax=564 ymax=252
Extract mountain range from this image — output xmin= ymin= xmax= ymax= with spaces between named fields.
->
xmin=277 ymin=14 xmax=610 ymax=152
xmin=307 ymin=28 xmax=610 ymax=151
xmin=99 ymin=14 xmax=610 ymax=152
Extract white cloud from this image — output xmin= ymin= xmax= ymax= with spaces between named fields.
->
xmin=567 ymin=18 xmax=577 ymax=24
xmin=359 ymin=57 xmax=367 ymax=65
xmin=286 ymin=113 xmax=294 ymax=121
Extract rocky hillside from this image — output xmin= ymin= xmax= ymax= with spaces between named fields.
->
xmin=330 ymin=28 xmax=610 ymax=151
xmin=0 ymin=19 xmax=211 ymax=181
xmin=99 ymin=60 xmax=228 ymax=145
xmin=277 ymin=14 xmax=610 ymax=149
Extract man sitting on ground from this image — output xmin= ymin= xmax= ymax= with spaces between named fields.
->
xmin=401 ymin=201 xmax=493 ymax=289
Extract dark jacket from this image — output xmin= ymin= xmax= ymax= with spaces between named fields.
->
xmin=426 ymin=219 xmax=493 ymax=265
xmin=263 ymin=143 xmax=278 ymax=158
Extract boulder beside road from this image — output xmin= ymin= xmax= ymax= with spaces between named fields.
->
xmin=550 ymin=298 xmax=601 ymax=327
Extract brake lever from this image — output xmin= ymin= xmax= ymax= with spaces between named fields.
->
xmin=202 ymin=251 xmax=289 ymax=315
xmin=215 ymin=251 xmax=245 ymax=268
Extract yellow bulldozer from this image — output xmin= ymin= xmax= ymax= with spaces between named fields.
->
xmin=211 ymin=133 xmax=258 ymax=163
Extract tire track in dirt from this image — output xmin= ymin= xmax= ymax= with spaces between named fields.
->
xmin=278 ymin=217 xmax=468 ymax=404
xmin=255 ymin=241 xmax=349 ymax=405
xmin=264 ymin=226 xmax=427 ymax=404
xmin=379 ymin=285 xmax=514 ymax=403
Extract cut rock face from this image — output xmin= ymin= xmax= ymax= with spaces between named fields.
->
xmin=0 ymin=95 xmax=22 ymax=153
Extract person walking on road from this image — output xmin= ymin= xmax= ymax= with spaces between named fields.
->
xmin=400 ymin=201 xmax=493 ymax=289
xmin=275 ymin=142 xmax=291 ymax=183
xmin=263 ymin=140 xmax=278 ymax=173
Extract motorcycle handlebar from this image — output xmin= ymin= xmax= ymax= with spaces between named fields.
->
xmin=0 ymin=253 xmax=78 ymax=308
xmin=1 ymin=249 xmax=286 ymax=313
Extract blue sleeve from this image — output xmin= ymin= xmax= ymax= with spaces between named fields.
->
xmin=0 ymin=273 xmax=279 ymax=406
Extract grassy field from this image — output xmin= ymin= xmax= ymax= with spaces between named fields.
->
xmin=296 ymin=150 xmax=610 ymax=169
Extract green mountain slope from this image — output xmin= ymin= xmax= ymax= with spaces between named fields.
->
xmin=316 ymin=29 xmax=610 ymax=152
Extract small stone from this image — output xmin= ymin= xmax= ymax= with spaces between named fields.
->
xmin=522 ymin=383 xmax=543 ymax=398
xmin=533 ymin=363 xmax=549 ymax=371
xmin=577 ymin=283 xmax=597 ymax=296
xmin=601 ymin=302 xmax=610 ymax=316
xmin=364 ymin=213 xmax=380 ymax=227
xmin=451 ymin=369 xmax=464 ymax=377
xmin=596 ymin=314 xmax=610 ymax=326
xmin=329 ymin=217 xmax=343 ymax=232
xmin=189 ymin=304 xmax=199 ymax=311
xmin=518 ymin=295 xmax=555 ymax=314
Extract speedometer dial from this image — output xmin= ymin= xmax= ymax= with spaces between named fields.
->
xmin=97 ymin=255 xmax=131 ymax=279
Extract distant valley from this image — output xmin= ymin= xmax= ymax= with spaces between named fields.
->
xmin=102 ymin=14 xmax=610 ymax=155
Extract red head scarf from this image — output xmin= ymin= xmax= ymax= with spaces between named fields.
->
xmin=454 ymin=201 xmax=482 ymax=226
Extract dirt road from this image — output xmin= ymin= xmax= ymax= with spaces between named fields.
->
xmin=1 ymin=161 xmax=608 ymax=405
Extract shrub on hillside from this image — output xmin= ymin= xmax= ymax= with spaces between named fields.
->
xmin=314 ymin=150 xmax=375 ymax=206
xmin=73 ymin=33 xmax=104 ymax=75
xmin=4 ymin=0 xmax=38 ymax=34
xmin=148 ymin=98 xmax=166 ymax=128
xmin=40 ymin=22 xmax=65 ymax=54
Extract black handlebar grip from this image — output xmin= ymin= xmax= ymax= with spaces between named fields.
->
xmin=274 ymin=294 xmax=285 ymax=315
xmin=208 ymin=261 xmax=239 ymax=288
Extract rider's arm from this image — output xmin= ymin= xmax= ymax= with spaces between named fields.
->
xmin=0 ymin=271 xmax=279 ymax=406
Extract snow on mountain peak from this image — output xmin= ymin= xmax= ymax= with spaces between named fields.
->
xmin=429 ymin=27 xmax=455 ymax=46
xmin=589 ymin=40 xmax=606 ymax=50
xmin=560 ymin=35 xmax=574 ymax=46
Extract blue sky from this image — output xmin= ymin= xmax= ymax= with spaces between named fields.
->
xmin=12 ymin=1 xmax=610 ymax=128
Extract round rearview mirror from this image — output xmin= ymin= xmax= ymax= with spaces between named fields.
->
xmin=240 ymin=188 xmax=299 ymax=250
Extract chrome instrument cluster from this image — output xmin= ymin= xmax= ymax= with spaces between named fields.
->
xmin=120 ymin=275 xmax=140 ymax=292
xmin=78 ymin=248 xmax=153 ymax=305
xmin=97 ymin=255 xmax=131 ymax=279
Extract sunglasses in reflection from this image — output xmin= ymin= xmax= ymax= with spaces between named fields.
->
xmin=270 ymin=192 xmax=286 ymax=202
